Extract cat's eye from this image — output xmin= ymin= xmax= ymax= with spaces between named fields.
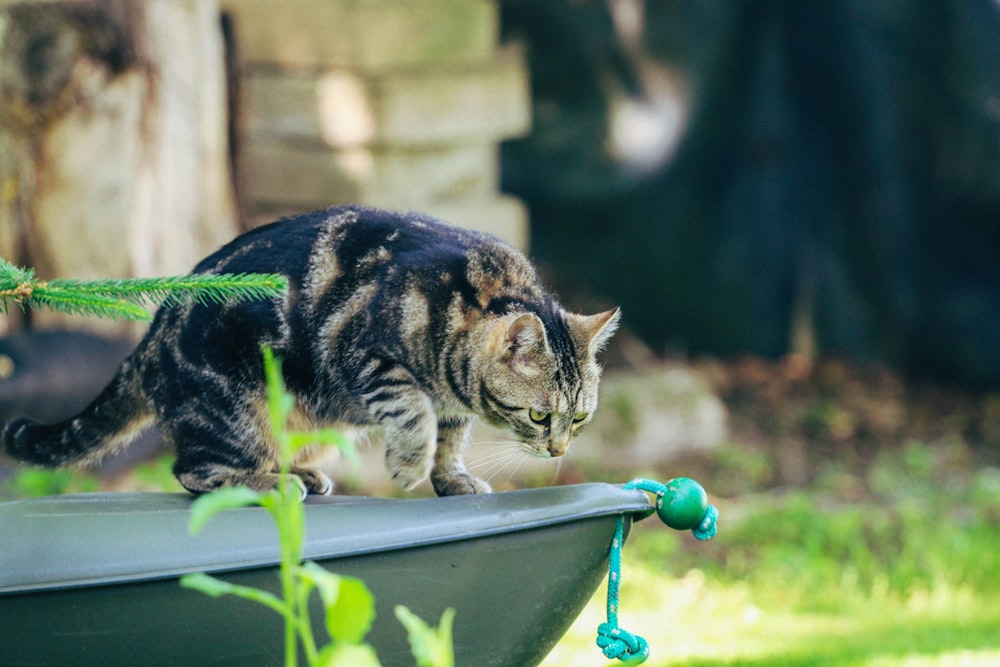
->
xmin=572 ymin=412 xmax=589 ymax=424
xmin=528 ymin=409 xmax=550 ymax=425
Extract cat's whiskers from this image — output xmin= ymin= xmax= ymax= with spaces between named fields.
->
xmin=467 ymin=439 xmax=566 ymax=486
xmin=467 ymin=441 xmax=522 ymax=463
xmin=475 ymin=455 xmax=520 ymax=484
xmin=468 ymin=440 xmax=527 ymax=483
xmin=472 ymin=456 xmax=520 ymax=472
xmin=492 ymin=451 xmax=530 ymax=485
xmin=468 ymin=444 xmax=521 ymax=467
xmin=551 ymin=457 xmax=563 ymax=484
xmin=469 ymin=440 xmax=524 ymax=448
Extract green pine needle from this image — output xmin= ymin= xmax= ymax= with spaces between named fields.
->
xmin=30 ymin=288 xmax=155 ymax=321
xmin=0 ymin=257 xmax=33 ymax=286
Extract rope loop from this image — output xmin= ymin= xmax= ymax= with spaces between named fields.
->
xmin=694 ymin=504 xmax=719 ymax=541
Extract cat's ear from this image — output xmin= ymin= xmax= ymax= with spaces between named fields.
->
xmin=569 ymin=307 xmax=621 ymax=355
xmin=504 ymin=313 xmax=548 ymax=354
xmin=498 ymin=313 xmax=549 ymax=376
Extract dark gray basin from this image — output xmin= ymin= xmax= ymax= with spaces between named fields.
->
xmin=0 ymin=483 xmax=654 ymax=666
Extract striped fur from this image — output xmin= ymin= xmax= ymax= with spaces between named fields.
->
xmin=2 ymin=205 xmax=620 ymax=497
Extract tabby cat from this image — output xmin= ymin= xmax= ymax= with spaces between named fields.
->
xmin=2 ymin=205 xmax=620 ymax=497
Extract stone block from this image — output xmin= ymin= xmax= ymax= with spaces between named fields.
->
xmin=244 ymin=51 xmax=530 ymax=148
xmin=223 ymin=0 xmax=498 ymax=71
xmin=241 ymin=141 xmax=497 ymax=209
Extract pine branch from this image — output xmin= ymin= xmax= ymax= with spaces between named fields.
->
xmin=47 ymin=273 xmax=291 ymax=308
xmin=1 ymin=257 xmax=289 ymax=322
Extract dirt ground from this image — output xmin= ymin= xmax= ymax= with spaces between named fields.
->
xmin=663 ymin=354 xmax=1000 ymax=498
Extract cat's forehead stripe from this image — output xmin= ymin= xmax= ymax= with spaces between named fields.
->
xmin=543 ymin=311 xmax=582 ymax=389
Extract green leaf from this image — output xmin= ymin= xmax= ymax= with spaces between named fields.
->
xmin=187 ymin=486 xmax=263 ymax=535
xmin=296 ymin=561 xmax=342 ymax=606
xmin=394 ymin=606 xmax=455 ymax=667
xmin=179 ymin=572 xmax=236 ymax=598
xmin=325 ymin=576 xmax=377 ymax=644
xmin=316 ymin=642 xmax=382 ymax=667
xmin=180 ymin=573 xmax=287 ymax=616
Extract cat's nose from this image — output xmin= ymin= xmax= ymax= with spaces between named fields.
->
xmin=548 ymin=441 xmax=568 ymax=457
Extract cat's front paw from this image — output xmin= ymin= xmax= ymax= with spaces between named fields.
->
xmin=387 ymin=451 xmax=434 ymax=490
xmin=431 ymin=472 xmax=492 ymax=497
xmin=387 ymin=462 xmax=430 ymax=490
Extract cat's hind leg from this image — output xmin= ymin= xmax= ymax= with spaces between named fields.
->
xmin=172 ymin=456 xmax=334 ymax=499
xmin=164 ymin=402 xmax=334 ymax=498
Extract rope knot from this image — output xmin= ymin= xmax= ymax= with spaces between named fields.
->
xmin=596 ymin=622 xmax=649 ymax=662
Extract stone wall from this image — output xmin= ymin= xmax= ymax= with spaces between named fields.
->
xmin=222 ymin=0 xmax=531 ymax=248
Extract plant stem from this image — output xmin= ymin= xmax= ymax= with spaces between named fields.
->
xmin=296 ymin=578 xmax=320 ymax=664
xmin=0 ymin=281 xmax=34 ymax=300
xmin=280 ymin=489 xmax=302 ymax=667
xmin=263 ymin=345 xmax=307 ymax=667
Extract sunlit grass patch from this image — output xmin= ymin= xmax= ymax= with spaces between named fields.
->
xmin=543 ymin=569 xmax=1000 ymax=667
xmin=866 ymin=650 xmax=1000 ymax=667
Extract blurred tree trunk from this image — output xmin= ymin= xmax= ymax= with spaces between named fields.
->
xmin=0 ymin=0 xmax=238 ymax=337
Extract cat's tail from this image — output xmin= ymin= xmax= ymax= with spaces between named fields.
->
xmin=2 ymin=358 xmax=154 ymax=468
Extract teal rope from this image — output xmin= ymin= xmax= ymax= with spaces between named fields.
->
xmin=596 ymin=477 xmax=719 ymax=664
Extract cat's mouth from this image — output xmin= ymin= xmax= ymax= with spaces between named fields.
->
xmin=519 ymin=442 xmax=569 ymax=459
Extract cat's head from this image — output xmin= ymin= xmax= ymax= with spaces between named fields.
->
xmin=478 ymin=307 xmax=620 ymax=458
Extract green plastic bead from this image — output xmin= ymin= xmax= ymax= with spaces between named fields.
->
xmin=656 ymin=477 xmax=709 ymax=530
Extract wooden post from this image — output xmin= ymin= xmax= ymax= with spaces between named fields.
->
xmin=0 ymin=0 xmax=238 ymax=337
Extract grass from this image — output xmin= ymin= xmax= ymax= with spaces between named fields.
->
xmin=544 ymin=570 xmax=1000 ymax=666
xmin=542 ymin=448 xmax=1000 ymax=666
xmin=544 ymin=537 xmax=1000 ymax=666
